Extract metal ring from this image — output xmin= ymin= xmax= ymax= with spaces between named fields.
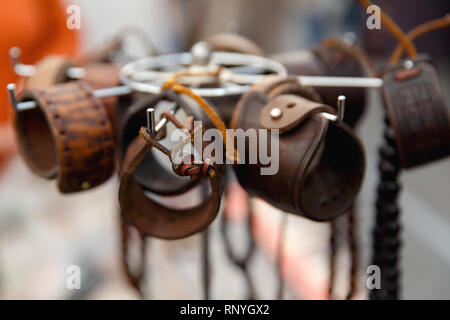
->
xmin=120 ymin=51 xmax=287 ymax=97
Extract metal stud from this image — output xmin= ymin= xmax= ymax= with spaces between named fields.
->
xmin=270 ymin=107 xmax=283 ymax=119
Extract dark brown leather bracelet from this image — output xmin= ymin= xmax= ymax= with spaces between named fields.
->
xmin=231 ymin=76 xmax=365 ymax=221
xmin=15 ymin=81 xmax=115 ymax=193
xmin=382 ymin=60 xmax=450 ymax=168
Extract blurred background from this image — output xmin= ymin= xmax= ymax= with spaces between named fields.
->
xmin=0 ymin=0 xmax=449 ymax=299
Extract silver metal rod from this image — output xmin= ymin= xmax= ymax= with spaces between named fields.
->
xmin=9 ymin=84 xmax=132 ymax=111
xmin=94 ymin=86 xmax=132 ymax=98
xmin=7 ymin=83 xmax=18 ymax=111
xmin=298 ymin=76 xmax=383 ymax=88
xmin=147 ymin=108 xmax=156 ymax=136
xmin=154 ymin=102 xmax=178 ymax=132
xmin=336 ymin=95 xmax=346 ymax=122
xmin=321 ymin=95 xmax=346 ymax=122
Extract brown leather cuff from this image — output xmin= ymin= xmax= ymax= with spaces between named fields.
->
xmin=382 ymin=61 xmax=450 ymax=168
xmin=231 ymin=77 xmax=365 ymax=221
xmin=15 ymin=81 xmax=115 ymax=193
xmin=119 ymin=134 xmax=224 ymax=239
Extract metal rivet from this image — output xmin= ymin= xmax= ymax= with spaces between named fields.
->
xmin=404 ymin=60 xmax=414 ymax=69
xmin=81 ymin=181 xmax=91 ymax=190
xmin=270 ymin=107 xmax=282 ymax=119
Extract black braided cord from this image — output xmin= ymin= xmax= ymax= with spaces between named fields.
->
xmin=370 ymin=116 xmax=402 ymax=300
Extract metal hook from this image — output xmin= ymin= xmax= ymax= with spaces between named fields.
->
xmin=321 ymin=95 xmax=346 ymax=122
xmin=9 ymin=47 xmax=36 ymax=77
xmin=7 ymin=83 xmax=18 ymax=111
xmin=146 ymin=108 xmax=156 ymax=136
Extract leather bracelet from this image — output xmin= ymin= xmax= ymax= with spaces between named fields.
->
xmin=118 ymin=91 xmax=225 ymax=239
xmin=231 ymin=76 xmax=365 ymax=221
xmin=382 ymin=60 xmax=450 ymax=168
xmin=25 ymin=56 xmax=121 ymax=138
xmin=15 ymin=81 xmax=115 ymax=193
xmin=119 ymin=134 xmax=224 ymax=239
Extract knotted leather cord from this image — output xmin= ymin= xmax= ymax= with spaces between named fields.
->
xmin=389 ymin=14 xmax=450 ymax=65
xmin=220 ymin=192 xmax=256 ymax=300
xmin=120 ymin=217 xmax=147 ymax=299
xmin=355 ymin=0 xmax=417 ymax=59
xmin=370 ymin=117 xmax=402 ymax=300
xmin=162 ymin=78 xmax=238 ymax=162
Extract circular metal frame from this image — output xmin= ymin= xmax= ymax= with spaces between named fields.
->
xmin=120 ymin=51 xmax=287 ymax=97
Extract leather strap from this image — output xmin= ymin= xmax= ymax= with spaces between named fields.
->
xmin=25 ymin=55 xmax=74 ymax=89
xmin=15 ymin=81 xmax=115 ymax=193
xmin=231 ymin=77 xmax=365 ymax=221
xmin=272 ymin=39 xmax=368 ymax=127
xmin=382 ymin=61 xmax=450 ymax=168
xmin=119 ymin=134 xmax=224 ymax=239
xmin=204 ymin=33 xmax=264 ymax=56
xmin=260 ymin=94 xmax=334 ymax=132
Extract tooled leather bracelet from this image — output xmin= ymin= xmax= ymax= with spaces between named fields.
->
xmin=230 ymin=76 xmax=365 ymax=221
xmin=15 ymin=81 xmax=115 ymax=193
xmin=382 ymin=58 xmax=450 ymax=168
xmin=24 ymin=56 xmax=121 ymax=134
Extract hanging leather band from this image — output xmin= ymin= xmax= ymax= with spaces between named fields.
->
xmin=25 ymin=55 xmax=74 ymax=88
xmin=382 ymin=60 xmax=450 ymax=168
xmin=15 ymin=81 xmax=115 ymax=193
xmin=231 ymin=76 xmax=365 ymax=221
xmin=119 ymin=134 xmax=224 ymax=239
xmin=118 ymin=88 xmax=226 ymax=239
xmin=204 ymin=33 xmax=264 ymax=56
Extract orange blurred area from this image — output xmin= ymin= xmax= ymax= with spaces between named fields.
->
xmin=0 ymin=0 xmax=79 ymax=171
